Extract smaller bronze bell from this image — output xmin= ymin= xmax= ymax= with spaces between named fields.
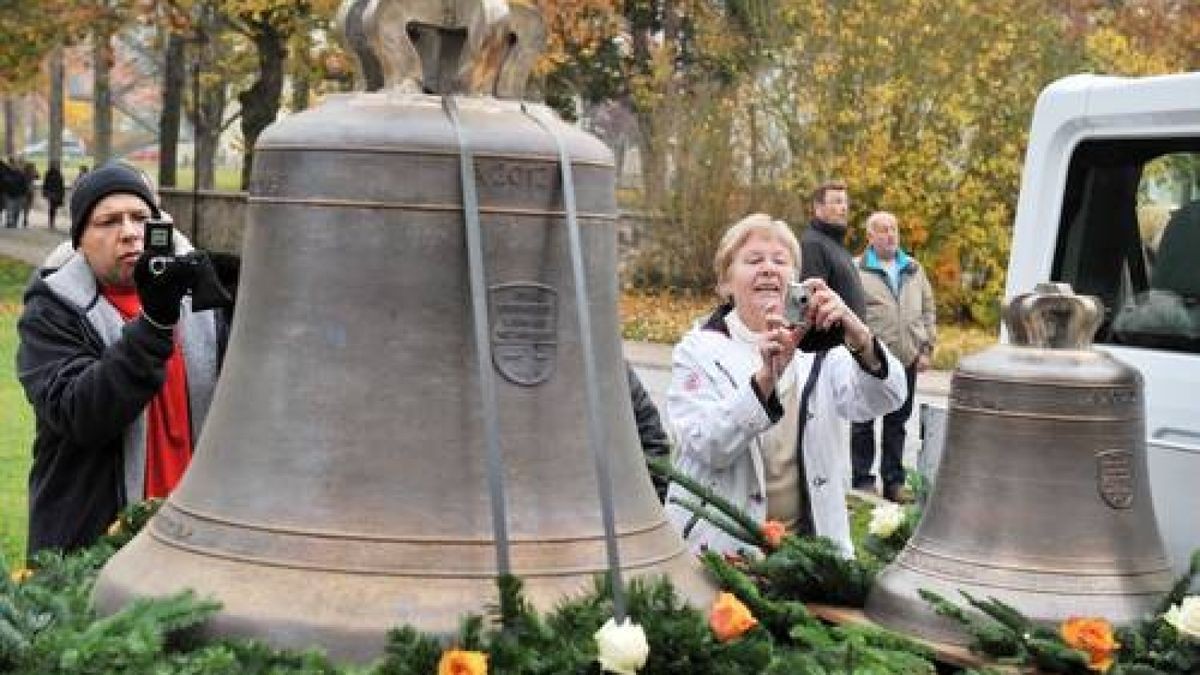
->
xmin=866 ymin=283 xmax=1173 ymax=644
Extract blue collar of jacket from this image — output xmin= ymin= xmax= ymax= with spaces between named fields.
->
xmin=861 ymin=246 xmax=914 ymax=274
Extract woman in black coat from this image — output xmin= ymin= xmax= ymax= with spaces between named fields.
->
xmin=42 ymin=163 xmax=66 ymax=230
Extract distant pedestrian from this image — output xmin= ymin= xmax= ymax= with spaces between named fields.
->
xmin=0 ymin=159 xmax=11 ymax=227
xmin=1 ymin=158 xmax=29 ymax=229
xmin=851 ymin=211 xmax=936 ymax=503
xmin=799 ymin=180 xmax=866 ymax=317
xmin=42 ymin=163 xmax=66 ymax=230
xmin=21 ymin=162 xmax=39 ymax=228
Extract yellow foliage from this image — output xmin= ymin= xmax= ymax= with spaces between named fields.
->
xmin=532 ymin=0 xmax=622 ymax=77
xmin=620 ymin=290 xmax=715 ymax=345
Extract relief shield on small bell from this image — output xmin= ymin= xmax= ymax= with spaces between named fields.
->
xmin=92 ymin=0 xmax=713 ymax=662
xmin=866 ymin=282 xmax=1173 ymax=644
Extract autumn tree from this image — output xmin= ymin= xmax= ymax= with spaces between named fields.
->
xmin=0 ymin=0 xmax=87 ymax=158
xmin=225 ymin=0 xmax=339 ymax=189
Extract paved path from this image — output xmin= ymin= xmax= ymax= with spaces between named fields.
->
xmin=0 ymin=201 xmax=69 ymax=267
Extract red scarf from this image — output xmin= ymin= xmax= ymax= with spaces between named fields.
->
xmin=101 ymin=285 xmax=193 ymax=499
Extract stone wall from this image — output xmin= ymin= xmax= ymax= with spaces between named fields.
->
xmin=159 ymin=188 xmax=248 ymax=255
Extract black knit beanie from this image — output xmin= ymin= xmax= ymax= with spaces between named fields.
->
xmin=69 ymin=162 xmax=160 ymax=248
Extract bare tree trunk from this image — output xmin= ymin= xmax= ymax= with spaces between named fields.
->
xmin=187 ymin=3 xmax=227 ymax=192
xmin=238 ymin=21 xmax=285 ymax=190
xmin=192 ymin=68 xmax=225 ymax=191
xmin=748 ymin=102 xmax=758 ymax=204
xmin=49 ymin=47 xmax=65 ymax=166
xmin=630 ymin=28 xmax=663 ymax=203
xmin=3 ymin=98 xmax=15 ymax=158
xmin=159 ymin=33 xmax=185 ymax=187
xmin=291 ymin=71 xmax=310 ymax=113
xmin=93 ymin=32 xmax=114 ymax=164
xmin=24 ymin=95 xmax=38 ymax=147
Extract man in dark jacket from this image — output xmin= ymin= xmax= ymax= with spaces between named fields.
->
xmin=16 ymin=162 xmax=225 ymax=556
xmin=799 ymin=181 xmax=866 ymax=317
xmin=627 ymin=362 xmax=670 ymax=501
xmin=0 ymin=159 xmax=28 ymax=229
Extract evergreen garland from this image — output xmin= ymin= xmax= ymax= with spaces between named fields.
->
xmin=5 ymin=483 xmax=1198 ymax=673
xmin=919 ymin=550 xmax=1200 ymax=674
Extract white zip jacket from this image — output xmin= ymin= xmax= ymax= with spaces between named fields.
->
xmin=664 ymin=307 xmax=906 ymax=557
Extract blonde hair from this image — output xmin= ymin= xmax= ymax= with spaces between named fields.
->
xmin=713 ymin=213 xmax=800 ymax=301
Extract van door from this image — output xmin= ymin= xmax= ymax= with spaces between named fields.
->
xmin=1050 ymin=138 xmax=1200 ymax=575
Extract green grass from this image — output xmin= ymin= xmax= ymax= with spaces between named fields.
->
xmin=0 ymin=255 xmax=33 ymax=568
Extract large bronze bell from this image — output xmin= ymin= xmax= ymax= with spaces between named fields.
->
xmin=93 ymin=0 xmax=711 ymax=662
xmin=867 ymin=283 xmax=1173 ymax=644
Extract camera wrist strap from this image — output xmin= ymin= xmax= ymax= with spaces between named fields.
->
xmin=523 ymin=103 xmax=626 ymax=622
xmin=443 ymin=94 xmax=512 ymax=579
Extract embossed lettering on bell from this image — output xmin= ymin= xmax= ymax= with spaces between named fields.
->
xmin=866 ymin=282 xmax=1173 ymax=644
xmin=92 ymin=0 xmax=713 ymax=662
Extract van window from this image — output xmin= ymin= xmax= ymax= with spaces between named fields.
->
xmin=1051 ymin=140 xmax=1200 ymax=353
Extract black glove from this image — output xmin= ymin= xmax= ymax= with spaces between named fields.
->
xmin=134 ymin=251 xmax=190 ymax=327
xmin=182 ymin=251 xmax=233 ymax=312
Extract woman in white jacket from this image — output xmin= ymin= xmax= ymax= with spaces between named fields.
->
xmin=665 ymin=213 xmax=906 ymax=558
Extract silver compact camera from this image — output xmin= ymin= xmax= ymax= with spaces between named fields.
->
xmin=784 ymin=280 xmax=811 ymax=329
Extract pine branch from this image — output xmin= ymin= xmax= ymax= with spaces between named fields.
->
xmin=960 ymin=592 xmax=1032 ymax=635
xmin=1154 ymin=549 xmax=1200 ymax=617
xmin=751 ymin=536 xmax=877 ymax=606
xmin=649 ymin=458 xmax=768 ymax=548
xmin=668 ymin=494 xmax=766 ymax=550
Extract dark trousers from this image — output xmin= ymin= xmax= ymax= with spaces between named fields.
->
xmin=47 ymin=203 xmax=60 ymax=230
xmin=851 ymin=361 xmax=918 ymax=490
xmin=4 ymin=196 xmax=24 ymax=228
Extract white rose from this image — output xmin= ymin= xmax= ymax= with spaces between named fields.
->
xmin=1163 ymin=596 xmax=1200 ymax=640
xmin=594 ymin=617 xmax=650 ymax=674
xmin=868 ymin=502 xmax=906 ymax=539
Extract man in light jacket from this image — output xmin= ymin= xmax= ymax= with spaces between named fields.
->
xmin=851 ymin=211 xmax=936 ymax=503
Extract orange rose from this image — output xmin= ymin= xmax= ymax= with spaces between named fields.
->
xmin=761 ymin=520 xmax=786 ymax=549
xmin=437 ymin=649 xmax=487 ymax=675
xmin=709 ymin=591 xmax=758 ymax=642
xmin=1061 ymin=616 xmax=1119 ymax=672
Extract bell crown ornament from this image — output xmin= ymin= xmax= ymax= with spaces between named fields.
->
xmin=93 ymin=0 xmax=712 ymax=662
xmin=1005 ymin=281 xmax=1104 ymax=349
xmin=336 ymin=0 xmax=546 ymax=97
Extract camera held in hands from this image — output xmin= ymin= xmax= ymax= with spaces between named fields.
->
xmin=784 ymin=280 xmax=812 ymax=329
xmin=145 ymin=218 xmax=176 ymax=277
xmin=140 ymin=217 xmax=233 ymax=311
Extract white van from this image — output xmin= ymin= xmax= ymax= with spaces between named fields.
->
xmin=1005 ymin=71 xmax=1200 ymax=575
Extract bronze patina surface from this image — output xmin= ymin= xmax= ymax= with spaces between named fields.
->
xmin=866 ymin=283 xmax=1173 ymax=644
xmin=93 ymin=0 xmax=713 ymax=662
